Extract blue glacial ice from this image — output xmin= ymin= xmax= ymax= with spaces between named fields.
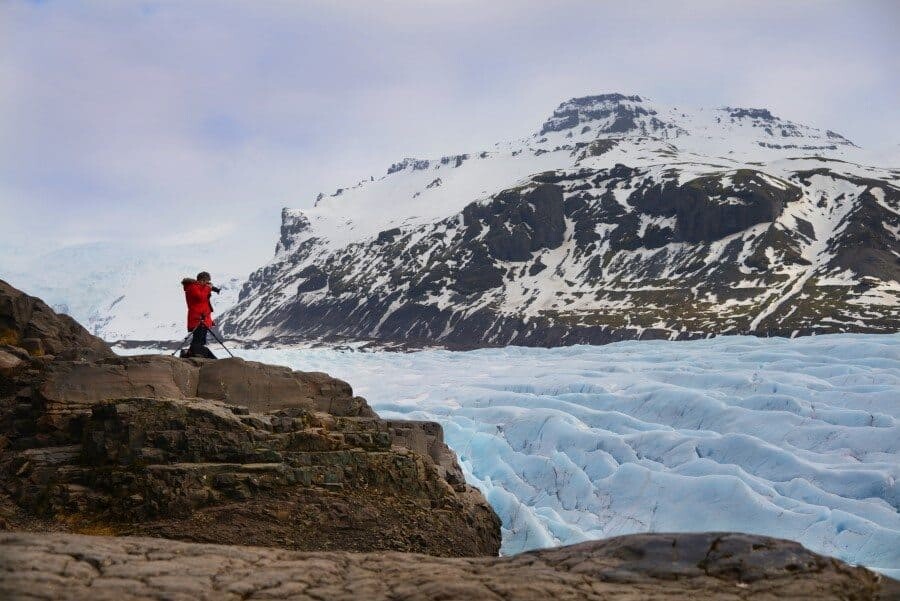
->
xmin=137 ymin=333 xmax=900 ymax=577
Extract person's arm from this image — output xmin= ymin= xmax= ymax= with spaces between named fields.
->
xmin=205 ymin=284 xmax=215 ymax=317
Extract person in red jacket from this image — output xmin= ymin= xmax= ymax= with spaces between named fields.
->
xmin=182 ymin=271 xmax=220 ymax=357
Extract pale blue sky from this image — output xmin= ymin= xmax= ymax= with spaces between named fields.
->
xmin=1 ymin=0 xmax=898 ymax=275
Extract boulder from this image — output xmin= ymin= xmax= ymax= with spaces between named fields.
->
xmin=1 ymin=531 xmax=895 ymax=600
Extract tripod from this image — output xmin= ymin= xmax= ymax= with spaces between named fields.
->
xmin=206 ymin=323 xmax=235 ymax=358
xmin=172 ymin=315 xmax=235 ymax=358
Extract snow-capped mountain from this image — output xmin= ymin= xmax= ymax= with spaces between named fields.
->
xmin=0 ymin=243 xmax=242 ymax=343
xmin=222 ymin=94 xmax=900 ymax=347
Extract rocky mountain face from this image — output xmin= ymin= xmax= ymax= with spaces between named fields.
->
xmin=222 ymin=94 xmax=899 ymax=348
xmin=0 ymin=279 xmax=500 ymax=556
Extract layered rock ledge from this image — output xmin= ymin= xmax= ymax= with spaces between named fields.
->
xmin=2 ymin=531 xmax=897 ymax=601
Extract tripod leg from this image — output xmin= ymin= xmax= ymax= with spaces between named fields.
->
xmin=206 ymin=327 xmax=235 ymax=358
xmin=175 ymin=322 xmax=208 ymax=357
xmin=171 ymin=330 xmax=195 ymax=356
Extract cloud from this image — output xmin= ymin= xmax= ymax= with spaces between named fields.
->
xmin=154 ymin=222 xmax=237 ymax=247
xmin=1 ymin=0 xmax=897 ymax=276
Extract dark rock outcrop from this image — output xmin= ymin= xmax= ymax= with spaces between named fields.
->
xmin=0 ymin=279 xmax=112 ymax=360
xmin=540 ymin=94 xmax=649 ymax=135
xmin=0 ymin=281 xmax=501 ymax=557
xmin=631 ymin=169 xmax=804 ymax=243
xmin=463 ymin=184 xmax=566 ymax=261
xmin=294 ymin=265 xmax=328 ymax=293
xmin=276 ymin=209 xmax=311 ymax=254
xmin=2 ymin=531 xmax=896 ymax=600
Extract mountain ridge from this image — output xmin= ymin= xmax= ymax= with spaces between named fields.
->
xmin=218 ymin=93 xmax=897 ymax=346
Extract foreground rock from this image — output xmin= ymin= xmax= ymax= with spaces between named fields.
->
xmin=0 ymin=280 xmax=500 ymax=556
xmin=2 ymin=531 xmax=897 ymax=600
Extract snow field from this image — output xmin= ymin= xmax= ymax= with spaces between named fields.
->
xmin=170 ymin=334 xmax=900 ymax=577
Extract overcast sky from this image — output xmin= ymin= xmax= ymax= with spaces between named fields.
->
xmin=1 ymin=0 xmax=898 ymax=276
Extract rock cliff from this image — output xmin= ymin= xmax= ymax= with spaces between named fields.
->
xmin=0 ymin=279 xmax=500 ymax=556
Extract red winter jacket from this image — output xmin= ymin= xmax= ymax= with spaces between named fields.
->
xmin=182 ymin=279 xmax=215 ymax=330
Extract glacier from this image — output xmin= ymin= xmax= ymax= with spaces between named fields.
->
xmin=0 ymin=242 xmax=243 ymax=342
xmin=123 ymin=333 xmax=900 ymax=577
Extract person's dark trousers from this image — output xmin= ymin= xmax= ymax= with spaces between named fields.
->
xmin=188 ymin=324 xmax=209 ymax=357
